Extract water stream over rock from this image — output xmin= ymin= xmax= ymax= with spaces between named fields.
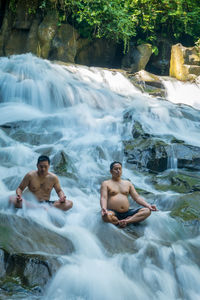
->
xmin=0 ymin=54 xmax=200 ymax=300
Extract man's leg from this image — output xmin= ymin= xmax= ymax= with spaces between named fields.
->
xmin=9 ymin=196 xmax=22 ymax=209
xmin=102 ymin=211 xmax=119 ymax=225
xmin=118 ymin=208 xmax=151 ymax=227
xmin=53 ymin=199 xmax=73 ymax=211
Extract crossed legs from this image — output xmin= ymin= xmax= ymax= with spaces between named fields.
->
xmin=102 ymin=208 xmax=151 ymax=228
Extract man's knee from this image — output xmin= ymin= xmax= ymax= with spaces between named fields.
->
xmin=142 ymin=208 xmax=151 ymax=218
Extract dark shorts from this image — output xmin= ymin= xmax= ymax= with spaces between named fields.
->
xmin=39 ymin=200 xmax=56 ymax=205
xmin=111 ymin=208 xmax=142 ymax=220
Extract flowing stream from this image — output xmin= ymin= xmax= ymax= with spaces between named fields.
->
xmin=0 ymin=54 xmax=200 ymax=300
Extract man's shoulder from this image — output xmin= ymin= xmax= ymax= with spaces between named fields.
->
xmin=101 ymin=179 xmax=112 ymax=186
xmin=48 ymin=172 xmax=58 ymax=180
xmin=26 ymin=170 xmax=36 ymax=177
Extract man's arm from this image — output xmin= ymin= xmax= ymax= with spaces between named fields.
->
xmin=100 ymin=181 xmax=109 ymax=216
xmin=16 ymin=173 xmax=30 ymax=201
xmin=129 ymin=183 xmax=157 ymax=211
xmin=54 ymin=176 xmax=66 ymax=203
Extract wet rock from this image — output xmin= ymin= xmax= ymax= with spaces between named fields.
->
xmin=123 ymin=118 xmax=200 ymax=173
xmin=51 ymin=150 xmax=77 ymax=178
xmin=0 ymin=248 xmax=62 ymax=288
xmin=151 ymin=171 xmax=200 ymax=194
xmin=170 ymin=192 xmax=200 ymax=222
xmin=0 ymin=213 xmax=74 ymax=255
xmin=0 ymin=249 xmax=6 ymax=278
xmin=127 ymin=70 xmax=166 ymax=97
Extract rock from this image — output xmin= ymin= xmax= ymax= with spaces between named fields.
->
xmin=127 ymin=70 xmax=166 ymax=97
xmin=122 ymin=43 xmax=152 ymax=72
xmin=50 ymin=23 xmax=79 ymax=63
xmin=0 ymin=213 xmax=74 ymax=255
xmin=51 ymin=150 xmax=77 ymax=178
xmin=38 ymin=11 xmax=58 ymax=58
xmin=170 ymin=43 xmax=200 ymax=81
xmin=123 ymin=117 xmax=200 ymax=173
xmin=0 ymin=248 xmax=62 ymax=288
xmin=26 ymin=17 xmax=41 ymax=55
xmin=76 ymin=38 xmax=117 ymax=67
xmin=0 ymin=8 xmax=13 ymax=56
xmin=5 ymin=28 xmax=29 ymax=55
xmin=170 ymin=192 xmax=200 ymax=222
xmin=0 ymin=249 xmax=6 ymax=278
xmin=146 ymin=38 xmax=172 ymax=75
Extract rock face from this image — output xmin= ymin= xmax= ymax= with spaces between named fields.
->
xmin=123 ymin=116 xmax=200 ymax=173
xmin=170 ymin=43 xmax=200 ymax=81
xmin=0 ymin=0 xmax=119 ymax=67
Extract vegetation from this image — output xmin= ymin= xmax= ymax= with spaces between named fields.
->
xmin=15 ymin=0 xmax=200 ymax=51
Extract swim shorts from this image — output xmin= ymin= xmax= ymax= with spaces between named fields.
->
xmin=112 ymin=208 xmax=142 ymax=220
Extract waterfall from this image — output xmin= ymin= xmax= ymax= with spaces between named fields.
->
xmin=0 ymin=54 xmax=200 ymax=300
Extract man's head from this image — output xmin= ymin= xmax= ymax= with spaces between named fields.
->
xmin=110 ymin=161 xmax=122 ymax=178
xmin=37 ymin=155 xmax=50 ymax=175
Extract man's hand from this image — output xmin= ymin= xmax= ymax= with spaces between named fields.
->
xmin=101 ymin=208 xmax=108 ymax=216
xmin=59 ymin=195 xmax=66 ymax=203
xmin=147 ymin=204 xmax=157 ymax=211
xmin=16 ymin=194 xmax=22 ymax=202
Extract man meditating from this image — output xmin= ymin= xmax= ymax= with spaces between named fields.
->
xmin=100 ymin=161 xmax=157 ymax=227
xmin=9 ymin=155 xmax=73 ymax=211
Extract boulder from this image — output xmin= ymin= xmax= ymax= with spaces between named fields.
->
xmin=38 ymin=11 xmax=58 ymax=58
xmin=127 ymin=70 xmax=165 ymax=97
xmin=123 ymin=118 xmax=200 ymax=173
xmin=170 ymin=43 xmax=200 ymax=81
xmin=0 ymin=212 xmax=74 ymax=254
xmin=0 ymin=248 xmax=62 ymax=288
xmin=122 ymin=43 xmax=152 ymax=72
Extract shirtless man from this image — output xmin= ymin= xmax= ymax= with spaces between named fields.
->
xmin=100 ymin=161 xmax=157 ymax=227
xmin=9 ymin=155 xmax=73 ymax=211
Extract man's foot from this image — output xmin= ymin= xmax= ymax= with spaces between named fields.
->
xmin=118 ymin=219 xmax=128 ymax=228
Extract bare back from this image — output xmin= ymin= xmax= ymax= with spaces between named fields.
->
xmin=19 ymin=170 xmax=60 ymax=201
xmin=104 ymin=179 xmax=131 ymax=212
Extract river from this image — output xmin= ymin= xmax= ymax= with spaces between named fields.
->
xmin=0 ymin=53 xmax=200 ymax=300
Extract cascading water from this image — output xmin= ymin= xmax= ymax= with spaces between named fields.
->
xmin=0 ymin=54 xmax=200 ymax=300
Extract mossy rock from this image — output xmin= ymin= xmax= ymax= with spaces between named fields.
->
xmin=170 ymin=193 xmax=200 ymax=221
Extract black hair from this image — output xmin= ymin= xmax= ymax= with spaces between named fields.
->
xmin=110 ymin=161 xmax=122 ymax=171
xmin=37 ymin=155 xmax=50 ymax=165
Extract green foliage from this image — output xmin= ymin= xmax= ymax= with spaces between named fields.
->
xmin=39 ymin=0 xmax=200 ymax=51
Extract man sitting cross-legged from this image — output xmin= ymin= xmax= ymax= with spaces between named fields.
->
xmin=100 ymin=161 xmax=157 ymax=227
xmin=9 ymin=155 xmax=73 ymax=211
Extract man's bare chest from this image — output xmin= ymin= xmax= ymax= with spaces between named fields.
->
xmin=29 ymin=178 xmax=54 ymax=193
xmin=108 ymin=183 xmax=129 ymax=197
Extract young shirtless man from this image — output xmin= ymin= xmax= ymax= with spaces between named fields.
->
xmin=9 ymin=155 xmax=73 ymax=211
xmin=100 ymin=161 xmax=157 ymax=227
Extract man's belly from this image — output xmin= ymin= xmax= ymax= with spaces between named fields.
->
xmin=28 ymin=188 xmax=50 ymax=201
xmin=107 ymin=195 xmax=130 ymax=212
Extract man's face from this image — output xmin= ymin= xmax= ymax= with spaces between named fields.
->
xmin=110 ymin=163 xmax=122 ymax=178
xmin=37 ymin=160 xmax=50 ymax=175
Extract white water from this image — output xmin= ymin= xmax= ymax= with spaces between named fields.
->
xmin=0 ymin=54 xmax=200 ymax=300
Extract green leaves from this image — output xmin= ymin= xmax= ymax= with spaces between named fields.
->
xmin=41 ymin=0 xmax=200 ymax=52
